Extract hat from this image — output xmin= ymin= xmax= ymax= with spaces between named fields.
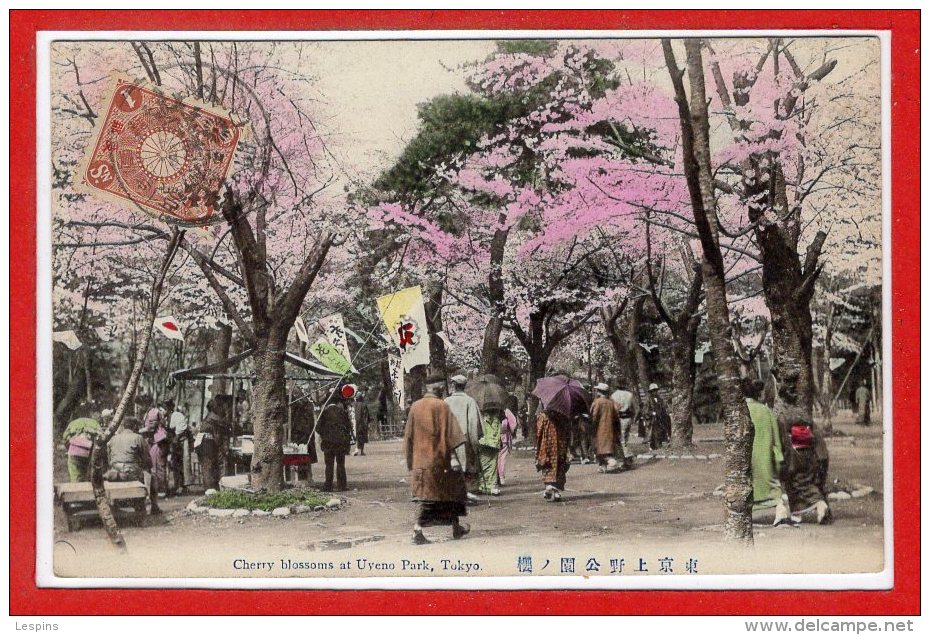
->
xmin=450 ymin=374 xmax=468 ymax=385
xmin=594 ymin=382 xmax=609 ymax=393
xmin=425 ymin=374 xmax=446 ymax=387
xmin=649 ymin=383 xmax=659 ymax=391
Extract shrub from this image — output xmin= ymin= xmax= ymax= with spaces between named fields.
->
xmin=201 ymin=488 xmax=330 ymax=511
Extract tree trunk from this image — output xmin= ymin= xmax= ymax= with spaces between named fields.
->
xmin=758 ymin=231 xmax=817 ymax=418
xmin=816 ymin=302 xmax=835 ymax=432
xmin=601 ymin=308 xmax=634 ymax=387
xmin=525 ymin=344 xmax=550 ymax=444
xmin=54 ymin=369 xmax=86 ymax=430
xmin=665 ymin=39 xmax=754 ymax=544
xmin=668 ymin=327 xmax=698 ymax=450
xmin=480 ymin=223 xmax=509 ymax=373
xmin=628 ymin=295 xmax=652 ymax=400
xmin=206 ymin=323 xmax=232 ymax=400
xmin=425 ymin=287 xmax=448 ymax=378
xmin=83 ymin=347 xmax=94 ymax=403
xmin=481 ymin=316 xmax=505 ymax=374
xmin=249 ymin=329 xmax=288 ymax=491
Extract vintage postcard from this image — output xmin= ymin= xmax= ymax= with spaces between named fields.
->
xmin=14 ymin=10 xmax=918 ymax=613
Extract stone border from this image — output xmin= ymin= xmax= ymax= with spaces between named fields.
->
xmin=186 ymin=490 xmax=344 ymax=518
xmin=637 ymin=453 xmax=722 ymax=460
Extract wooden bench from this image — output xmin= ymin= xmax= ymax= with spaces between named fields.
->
xmin=54 ymin=481 xmax=148 ymax=532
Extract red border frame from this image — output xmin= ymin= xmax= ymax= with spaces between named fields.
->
xmin=10 ymin=9 xmax=920 ymax=615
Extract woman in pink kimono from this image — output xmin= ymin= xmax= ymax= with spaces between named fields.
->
xmin=497 ymin=409 xmax=518 ymax=486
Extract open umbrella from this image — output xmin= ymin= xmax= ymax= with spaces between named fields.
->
xmin=532 ymin=375 xmax=590 ymax=419
xmin=465 ymin=374 xmax=510 ymax=411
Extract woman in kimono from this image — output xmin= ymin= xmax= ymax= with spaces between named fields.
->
xmin=477 ymin=406 xmax=503 ymax=495
xmin=535 ymin=408 xmax=572 ymax=501
xmin=778 ymin=405 xmax=832 ymax=524
xmin=497 ymin=408 xmax=518 ymax=486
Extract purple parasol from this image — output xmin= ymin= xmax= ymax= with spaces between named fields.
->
xmin=532 ymin=375 xmax=591 ymax=419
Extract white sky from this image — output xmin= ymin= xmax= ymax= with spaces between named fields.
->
xmin=306 ymin=40 xmax=496 ymax=181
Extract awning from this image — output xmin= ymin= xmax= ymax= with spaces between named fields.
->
xmin=170 ymin=348 xmax=341 ymax=382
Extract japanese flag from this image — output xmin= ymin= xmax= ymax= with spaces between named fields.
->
xmin=154 ymin=316 xmax=184 ymax=341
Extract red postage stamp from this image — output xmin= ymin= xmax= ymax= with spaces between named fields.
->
xmin=77 ymin=78 xmax=239 ymax=224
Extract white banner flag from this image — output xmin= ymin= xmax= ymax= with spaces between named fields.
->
xmin=154 ymin=316 xmax=184 ymax=341
xmin=376 ymin=286 xmax=431 ymax=373
xmin=388 ymin=354 xmax=405 ymax=407
xmin=293 ymin=316 xmax=310 ymax=344
xmin=435 ymin=330 xmax=454 ymax=350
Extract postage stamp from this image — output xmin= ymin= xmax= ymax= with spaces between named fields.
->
xmin=25 ymin=16 xmax=915 ymax=611
xmin=76 ymin=77 xmax=239 ymax=224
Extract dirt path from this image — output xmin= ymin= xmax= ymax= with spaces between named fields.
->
xmin=51 ymin=417 xmax=886 ymax=583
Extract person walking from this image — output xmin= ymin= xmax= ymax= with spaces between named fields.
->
xmin=644 ymin=383 xmax=671 ymax=450
xmin=855 ymin=381 xmax=872 ymax=426
xmin=197 ymin=396 xmax=231 ymax=491
xmin=570 ymin=412 xmax=593 ymax=464
xmin=610 ymin=383 xmax=638 ymax=469
xmin=476 ymin=405 xmax=503 ymax=496
xmin=536 ymin=408 xmax=572 ymax=501
xmin=405 ymin=376 xmax=470 ymax=545
xmin=142 ymin=399 xmax=171 ymax=499
xmin=316 ymin=391 xmax=353 ymax=492
xmin=444 ymin=375 xmax=482 ymax=503
xmin=168 ymin=402 xmax=192 ymax=491
xmin=498 ymin=408 xmax=518 ymax=485
xmin=290 ymin=394 xmax=318 ymax=483
xmin=590 ymin=383 xmax=621 ymax=473
xmin=167 ymin=401 xmax=191 ymax=494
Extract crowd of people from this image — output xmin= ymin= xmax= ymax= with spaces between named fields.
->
xmin=58 ymin=370 xmax=847 ymax=535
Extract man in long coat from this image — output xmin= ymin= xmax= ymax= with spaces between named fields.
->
xmin=444 ymin=374 xmax=482 ymax=502
xmin=644 ymin=383 xmax=671 ymax=450
xmin=317 ymin=394 xmax=353 ymax=492
xmin=405 ymin=376 xmax=470 ymax=545
xmin=590 ymin=383 xmax=621 ymax=473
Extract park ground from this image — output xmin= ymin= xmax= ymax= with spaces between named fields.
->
xmin=52 ymin=412 xmax=886 ymax=582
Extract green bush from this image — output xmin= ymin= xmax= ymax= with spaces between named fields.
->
xmin=201 ymin=488 xmax=330 ymax=512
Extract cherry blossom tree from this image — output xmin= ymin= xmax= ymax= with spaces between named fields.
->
xmin=52 ymin=40 xmax=352 ymax=492
xmin=703 ymin=37 xmax=881 ymax=419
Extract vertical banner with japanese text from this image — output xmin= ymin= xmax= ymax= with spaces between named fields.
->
xmin=388 ymin=353 xmax=405 ymax=407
